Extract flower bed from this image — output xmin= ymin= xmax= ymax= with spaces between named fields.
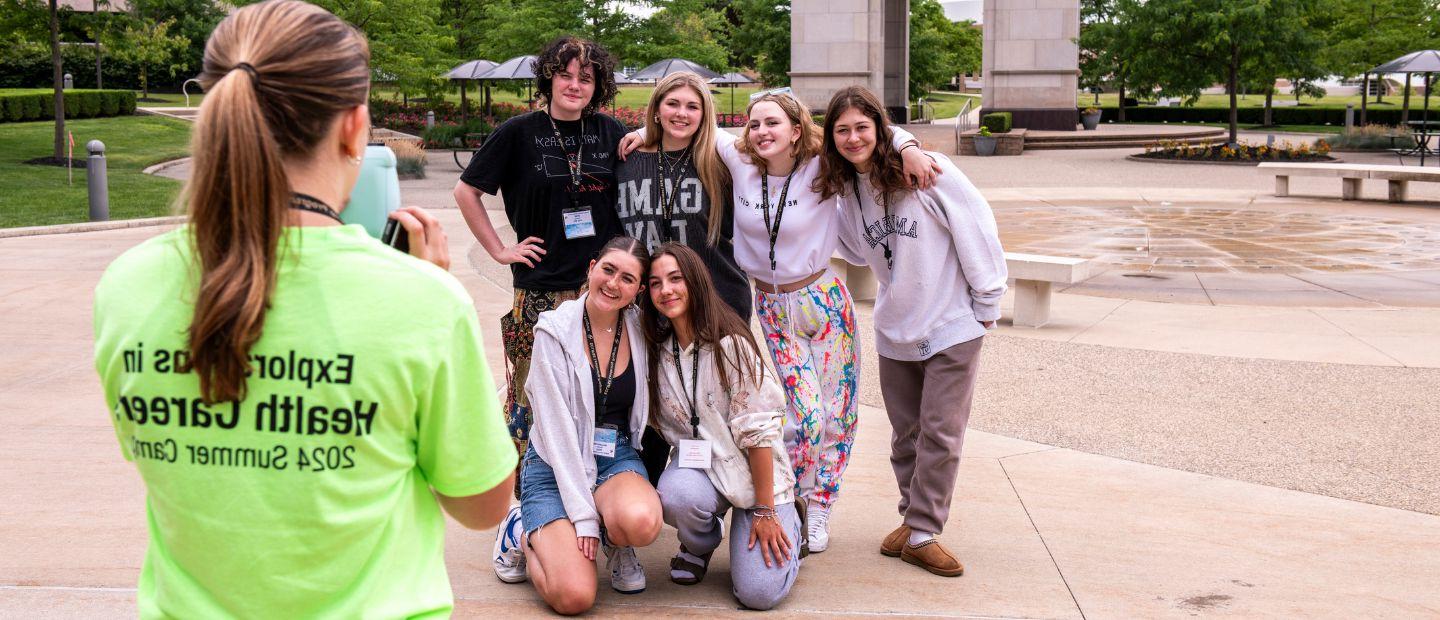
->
xmin=1134 ymin=139 xmax=1334 ymax=163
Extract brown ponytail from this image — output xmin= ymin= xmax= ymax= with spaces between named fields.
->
xmin=184 ymin=0 xmax=370 ymax=403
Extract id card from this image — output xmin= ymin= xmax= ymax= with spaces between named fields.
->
xmin=677 ymin=439 xmax=712 ymax=469
xmin=592 ymin=426 xmax=618 ymax=458
xmin=563 ymin=207 xmax=597 ymax=239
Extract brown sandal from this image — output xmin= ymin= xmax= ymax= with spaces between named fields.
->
xmin=668 ymin=545 xmax=714 ymax=586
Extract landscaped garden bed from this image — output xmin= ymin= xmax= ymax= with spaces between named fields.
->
xmin=1131 ymin=139 xmax=1335 ymax=164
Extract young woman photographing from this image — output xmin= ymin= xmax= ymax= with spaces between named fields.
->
xmin=616 ymin=72 xmax=749 ymax=319
xmin=621 ymin=90 xmax=939 ymax=553
xmin=93 ymin=2 xmax=516 ymax=616
xmin=818 ymin=86 xmax=1008 ymax=578
xmin=519 ymin=236 xmax=663 ymax=614
xmin=451 ymin=35 xmax=630 ymax=584
xmin=643 ymin=243 xmax=800 ymax=610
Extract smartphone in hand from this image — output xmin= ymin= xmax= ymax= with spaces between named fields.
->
xmin=380 ymin=217 xmax=410 ymax=254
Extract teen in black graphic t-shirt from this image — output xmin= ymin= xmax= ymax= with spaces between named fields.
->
xmin=460 ymin=111 xmax=627 ymax=291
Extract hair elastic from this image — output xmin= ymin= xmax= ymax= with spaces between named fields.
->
xmin=233 ymin=62 xmax=261 ymax=87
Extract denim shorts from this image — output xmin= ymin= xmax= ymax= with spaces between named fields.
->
xmin=519 ymin=436 xmax=647 ymax=537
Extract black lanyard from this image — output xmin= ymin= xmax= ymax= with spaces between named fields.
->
xmin=671 ymin=336 xmax=700 ymax=439
xmin=289 ymin=193 xmax=343 ymax=224
xmin=582 ymin=307 xmax=624 ymax=419
xmin=760 ymin=163 xmax=797 ymax=272
xmin=851 ymin=176 xmax=893 ymax=271
xmin=655 ymin=147 xmax=692 ymax=243
xmin=546 ymin=112 xmax=586 ymax=193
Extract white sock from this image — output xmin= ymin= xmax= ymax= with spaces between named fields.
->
xmin=907 ymin=530 xmax=936 ymax=546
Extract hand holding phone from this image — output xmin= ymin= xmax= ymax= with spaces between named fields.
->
xmin=385 ymin=207 xmax=450 ymax=271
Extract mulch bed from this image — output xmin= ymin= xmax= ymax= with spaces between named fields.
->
xmin=23 ymin=156 xmax=89 ymax=168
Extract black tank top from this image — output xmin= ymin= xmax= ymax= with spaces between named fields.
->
xmin=594 ymin=362 xmax=634 ymax=437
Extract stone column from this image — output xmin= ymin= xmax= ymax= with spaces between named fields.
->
xmin=790 ymin=0 xmax=909 ymax=122
xmin=981 ymin=0 xmax=1080 ymax=130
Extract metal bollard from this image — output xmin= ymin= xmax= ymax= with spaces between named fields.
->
xmin=87 ymin=140 xmax=109 ymax=222
xmin=64 ymin=73 xmax=72 ymax=90
xmin=425 ymin=110 xmax=435 ymax=129
xmin=1344 ymin=104 xmax=1354 ymax=135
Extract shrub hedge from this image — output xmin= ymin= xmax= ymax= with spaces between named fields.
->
xmin=981 ymin=111 xmax=1012 ymax=133
xmin=1095 ymin=105 xmax=1407 ymax=126
xmin=0 ymin=90 xmax=137 ymax=123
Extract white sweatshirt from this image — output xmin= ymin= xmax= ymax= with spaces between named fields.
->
xmin=836 ymin=154 xmax=1008 ymax=361
xmin=525 ymin=295 xmax=649 ymax=540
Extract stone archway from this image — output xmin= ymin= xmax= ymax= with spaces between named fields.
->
xmin=790 ymin=0 xmax=1080 ymax=130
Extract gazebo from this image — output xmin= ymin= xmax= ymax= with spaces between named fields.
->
xmin=477 ymin=54 xmax=540 ymax=107
xmin=444 ymin=59 xmax=496 ymax=121
xmin=630 ymin=58 xmax=721 ymax=82
xmin=1366 ymin=50 xmax=1440 ymax=126
xmin=710 ymin=72 xmax=756 ymax=117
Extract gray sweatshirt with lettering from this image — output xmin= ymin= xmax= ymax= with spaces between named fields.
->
xmin=836 ymin=154 xmax=1008 ymax=361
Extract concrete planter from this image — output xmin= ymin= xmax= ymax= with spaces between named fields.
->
xmin=974 ymin=135 xmax=998 ymax=156
xmin=1081 ymin=111 xmax=1102 ymax=130
xmin=958 ymin=128 xmax=1026 ymax=156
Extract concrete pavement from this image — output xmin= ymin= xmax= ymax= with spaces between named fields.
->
xmin=5 ymin=207 xmax=1439 ymax=618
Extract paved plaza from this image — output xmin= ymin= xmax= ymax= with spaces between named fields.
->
xmin=4 ymin=137 xmax=1440 ymax=617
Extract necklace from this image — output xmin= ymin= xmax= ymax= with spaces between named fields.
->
xmin=851 ymin=175 xmax=893 ymax=271
xmin=655 ymin=146 xmax=693 ymax=242
xmin=289 ymin=193 xmax=343 ymax=224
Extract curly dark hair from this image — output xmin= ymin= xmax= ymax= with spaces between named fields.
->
xmin=531 ymin=36 xmax=618 ymax=116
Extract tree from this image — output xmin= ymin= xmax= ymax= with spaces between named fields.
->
xmin=1126 ymin=0 xmax=1321 ymax=144
xmin=635 ymin=0 xmax=730 ymax=72
xmin=731 ymin=0 xmax=789 ymax=86
xmin=1316 ymin=0 xmax=1440 ymax=121
xmin=1077 ymin=0 xmax=1148 ymax=121
xmin=129 ymin=0 xmax=226 ymax=85
xmin=908 ymin=0 xmax=979 ymax=100
xmin=103 ymin=16 xmax=188 ymax=99
xmin=49 ymin=0 xmax=64 ymax=160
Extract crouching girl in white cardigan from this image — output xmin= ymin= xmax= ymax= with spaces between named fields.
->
xmin=522 ymin=236 xmax=663 ymax=614
xmin=642 ymin=243 xmax=801 ymax=611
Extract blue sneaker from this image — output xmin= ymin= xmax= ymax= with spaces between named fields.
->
xmin=493 ymin=505 xmax=526 ymax=583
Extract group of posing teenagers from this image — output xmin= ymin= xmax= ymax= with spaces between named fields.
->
xmin=455 ymin=35 xmax=1008 ymax=614
xmin=91 ymin=2 xmax=1006 ymax=618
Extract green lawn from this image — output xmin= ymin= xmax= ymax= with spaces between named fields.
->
xmin=135 ymin=91 xmax=208 ymax=107
xmin=0 ymin=115 xmax=191 ymax=228
xmin=1078 ymin=92 xmax=1421 ymax=109
xmin=917 ymin=91 xmax=980 ymax=120
xmin=1108 ymin=121 xmax=1343 ymax=135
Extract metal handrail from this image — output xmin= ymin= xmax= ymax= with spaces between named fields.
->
xmin=954 ymin=97 xmax=975 ymax=150
xmin=182 ymin=79 xmax=202 ymax=107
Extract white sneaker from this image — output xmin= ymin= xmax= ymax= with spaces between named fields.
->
xmin=604 ymin=543 xmax=646 ymax=594
xmin=807 ymin=504 xmax=831 ymax=553
xmin=492 ymin=505 xmax=527 ymax=583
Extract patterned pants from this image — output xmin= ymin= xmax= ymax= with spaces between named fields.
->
xmin=754 ymin=272 xmax=860 ymax=509
xmin=500 ymin=287 xmax=583 ymax=464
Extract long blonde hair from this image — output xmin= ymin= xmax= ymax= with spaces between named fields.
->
xmin=736 ymin=91 xmax=823 ymax=174
xmin=642 ymin=72 xmax=731 ymax=245
xmin=185 ymin=0 xmax=370 ymax=403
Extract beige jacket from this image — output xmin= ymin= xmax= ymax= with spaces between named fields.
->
xmin=654 ymin=334 xmax=795 ymax=508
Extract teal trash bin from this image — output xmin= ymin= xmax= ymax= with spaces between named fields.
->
xmin=341 ymin=144 xmax=400 ymax=238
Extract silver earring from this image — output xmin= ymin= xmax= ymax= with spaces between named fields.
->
xmin=348 ymin=154 xmax=363 ymax=166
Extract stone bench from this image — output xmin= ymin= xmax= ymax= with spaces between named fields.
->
xmin=1258 ymin=162 xmax=1440 ymax=203
xmin=830 ymin=251 xmax=1092 ymax=329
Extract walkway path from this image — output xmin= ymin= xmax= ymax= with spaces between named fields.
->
xmin=6 ymin=146 xmax=1439 ymax=617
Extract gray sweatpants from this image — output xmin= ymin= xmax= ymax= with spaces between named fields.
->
xmin=877 ymin=336 xmax=984 ymax=535
xmin=656 ymin=463 xmax=802 ymax=611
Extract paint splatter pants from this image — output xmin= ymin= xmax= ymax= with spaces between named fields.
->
xmin=754 ymin=271 xmax=860 ymax=509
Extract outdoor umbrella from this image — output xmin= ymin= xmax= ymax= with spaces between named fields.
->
xmin=615 ymin=71 xmax=640 ymax=85
xmin=445 ymin=60 xmax=497 ymax=121
xmin=710 ymin=71 xmax=756 ymax=117
xmin=1369 ymin=50 xmax=1440 ymax=126
xmin=630 ymin=58 xmax=721 ymax=82
xmin=477 ymin=55 xmax=540 ymax=112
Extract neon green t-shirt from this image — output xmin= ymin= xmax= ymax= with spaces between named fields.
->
xmin=93 ymin=224 xmax=516 ymax=619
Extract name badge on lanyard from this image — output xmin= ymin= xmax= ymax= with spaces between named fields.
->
xmin=593 ymin=425 xmax=618 ymax=458
xmin=677 ymin=438 xmax=712 ymax=469
xmin=563 ymin=206 xmax=597 ymax=239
